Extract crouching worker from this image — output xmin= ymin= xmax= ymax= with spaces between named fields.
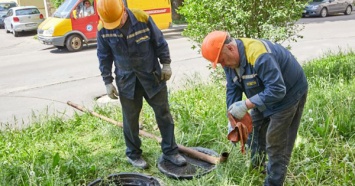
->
xmin=96 ymin=0 xmax=187 ymax=169
xmin=201 ymin=31 xmax=308 ymax=186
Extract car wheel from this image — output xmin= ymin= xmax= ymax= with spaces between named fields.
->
xmin=5 ymin=25 xmax=10 ymax=33
xmin=13 ymin=30 xmax=19 ymax=37
xmin=320 ymin=8 xmax=327 ymax=17
xmin=344 ymin=6 xmax=352 ymax=15
xmin=66 ymin=34 xmax=83 ymax=52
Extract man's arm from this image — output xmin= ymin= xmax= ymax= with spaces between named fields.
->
xmin=96 ymin=30 xmax=114 ymax=84
xmin=147 ymin=16 xmax=171 ymax=64
xmin=224 ymin=67 xmax=244 ymax=109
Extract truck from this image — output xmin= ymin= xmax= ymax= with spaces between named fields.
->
xmin=37 ymin=0 xmax=172 ymax=52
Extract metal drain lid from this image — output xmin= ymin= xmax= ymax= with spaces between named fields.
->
xmin=88 ymin=172 xmax=161 ymax=186
xmin=157 ymin=147 xmax=218 ymax=179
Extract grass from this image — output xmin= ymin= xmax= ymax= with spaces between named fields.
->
xmin=1 ymin=51 xmax=355 ymax=185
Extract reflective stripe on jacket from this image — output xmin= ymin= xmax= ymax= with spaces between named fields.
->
xmin=225 ymin=38 xmax=308 ymax=117
xmin=97 ymin=9 xmax=171 ymax=99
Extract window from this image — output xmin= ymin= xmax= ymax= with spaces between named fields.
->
xmin=0 ymin=2 xmax=17 ymax=10
xmin=16 ymin=8 xmax=40 ymax=16
xmin=7 ymin=9 xmax=13 ymax=16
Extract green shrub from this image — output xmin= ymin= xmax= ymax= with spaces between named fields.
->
xmin=178 ymin=0 xmax=308 ymax=48
xmin=50 ymin=0 xmax=65 ymax=8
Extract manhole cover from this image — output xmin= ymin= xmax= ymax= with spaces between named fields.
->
xmin=157 ymin=147 xmax=218 ymax=179
xmin=88 ymin=172 xmax=161 ymax=186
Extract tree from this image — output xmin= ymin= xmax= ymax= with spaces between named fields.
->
xmin=50 ymin=0 xmax=65 ymax=8
xmin=178 ymin=0 xmax=308 ymax=49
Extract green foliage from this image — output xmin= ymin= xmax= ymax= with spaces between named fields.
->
xmin=50 ymin=0 xmax=65 ymax=8
xmin=178 ymin=0 xmax=308 ymax=47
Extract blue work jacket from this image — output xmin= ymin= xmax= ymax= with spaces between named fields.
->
xmin=225 ymin=38 xmax=308 ymax=117
xmin=97 ymin=9 xmax=171 ymax=99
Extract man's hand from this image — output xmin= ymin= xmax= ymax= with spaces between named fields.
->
xmin=161 ymin=64 xmax=172 ymax=81
xmin=228 ymin=100 xmax=248 ymax=119
xmin=105 ymin=83 xmax=118 ymax=99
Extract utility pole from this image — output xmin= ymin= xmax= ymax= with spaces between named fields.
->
xmin=43 ymin=0 xmax=49 ymax=18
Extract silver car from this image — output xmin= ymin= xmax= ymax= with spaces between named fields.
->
xmin=3 ymin=6 xmax=44 ymax=37
xmin=302 ymin=0 xmax=353 ymax=17
xmin=0 ymin=1 xmax=18 ymax=28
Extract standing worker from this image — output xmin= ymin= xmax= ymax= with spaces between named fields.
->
xmin=96 ymin=0 xmax=187 ymax=169
xmin=201 ymin=31 xmax=308 ymax=186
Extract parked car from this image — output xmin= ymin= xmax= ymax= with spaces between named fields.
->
xmin=3 ymin=6 xmax=44 ymax=37
xmin=302 ymin=0 xmax=353 ymax=17
xmin=0 ymin=1 xmax=17 ymax=28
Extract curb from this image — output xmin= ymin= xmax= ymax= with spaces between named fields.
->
xmin=162 ymin=24 xmax=187 ymax=33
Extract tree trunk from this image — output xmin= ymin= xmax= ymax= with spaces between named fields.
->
xmin=171 ymin=0 xmax=183 ymax=20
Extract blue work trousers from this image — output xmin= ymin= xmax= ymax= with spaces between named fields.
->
xmin=119 ymin=79 xmax=179 ymax=159
xmin=247 ymin=92 xmax=307 ymax=186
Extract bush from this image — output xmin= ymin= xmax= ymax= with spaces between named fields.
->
xmin=50 ymin=0 xmax=65 ymax=8
xmin=178 ymin=0 xmax=308 ymax=48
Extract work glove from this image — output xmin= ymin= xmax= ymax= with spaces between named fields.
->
xmin=105 ymin=83 xmax=118 ymax=99
xmin=227 ymin=112 xmax=253 ymax=154
xmin=227 ymin=121 xmax=236 ymax=146
xmin=228 ymin=100 xmax=248 ymax=120
xmin=161 ymin=64 xmax=172 ymax=81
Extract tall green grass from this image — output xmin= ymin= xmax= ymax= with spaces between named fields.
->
xmin=303 ymin=51 xmax=355 ymax=139
xmin=0 ymin=52 xmax=354 ymax=185
xmin=293 ymin=51 xmax=355 ymax=186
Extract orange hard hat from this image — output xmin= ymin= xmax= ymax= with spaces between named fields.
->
xmin=97 ymin=0 xmax=125 ymax=29
xmin=201 ymin=31 xmax=228 ymax=68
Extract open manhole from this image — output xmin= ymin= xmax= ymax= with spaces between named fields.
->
xmin=157 ymin=147 xmax=219 ymax=179
xmin=88 ymin=172 xmax=161 ymax=186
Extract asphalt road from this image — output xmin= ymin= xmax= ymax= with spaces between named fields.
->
xmin=297 ymin=10 xmax=355 ymax=24
xmin=1 ymin=16 xmax=355 ymax=129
